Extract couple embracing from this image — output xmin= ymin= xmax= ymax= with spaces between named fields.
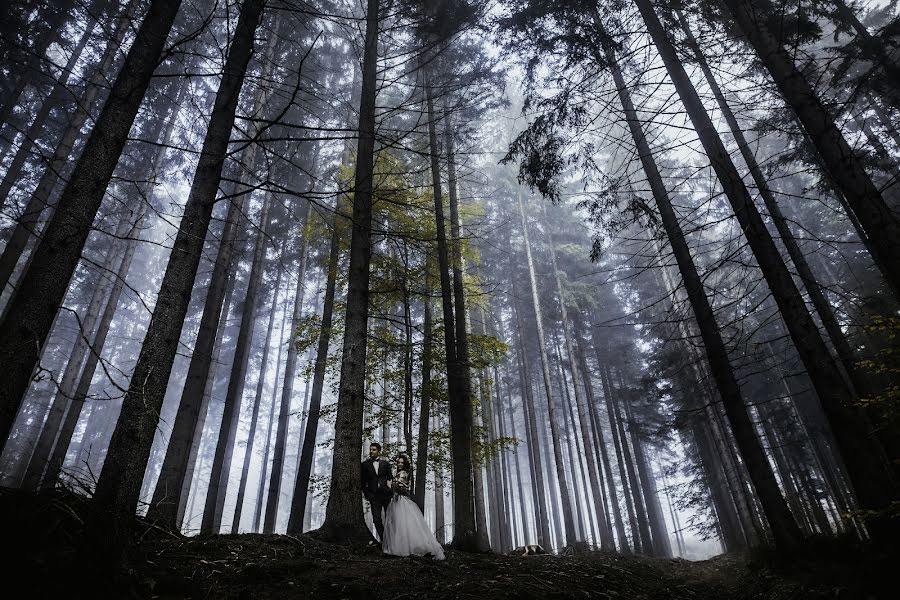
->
xmin=360 ymin=442 xmax=445 ymax=560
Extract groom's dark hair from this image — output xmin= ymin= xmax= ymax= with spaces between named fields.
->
xmin=370 ymin=442 xmax=382 ymax=451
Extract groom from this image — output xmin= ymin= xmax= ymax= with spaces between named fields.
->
xmin=360 ymin=442 xmax=393 ymax=544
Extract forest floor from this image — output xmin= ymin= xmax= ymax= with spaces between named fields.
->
xmin=3 ymin=486 xmax=892 ymax=600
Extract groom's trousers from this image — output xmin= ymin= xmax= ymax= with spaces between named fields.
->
xmin=369 ymin=495 xmax=391 ymax=541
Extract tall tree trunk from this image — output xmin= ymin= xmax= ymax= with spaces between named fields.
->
xmin=149 ymin=10 xmax=284 ymax=526
xmin=203 ymin=191 xmax=275 ymax=533
xmin=621 ymin=383 xmax=672 ymax=556
xmin=491 ymin=359 xmax=515 ymax=551
xmin=413 ymin=257 xmax=433 ymax=510
xmin=147 ymin=187 xmax=248 ymax=528
xmin=692 ymin=419 xmax=747 ymax=551
xmin=610 ymin=369 xmax=653 ymax=553
xmin=583 ymin=325 xmax=629 ymax=552
xmin=230 ymin=240 xmax=285 ymax=534
xmin=318 ymin=0 xmax=380 ymax=542
xmin=472 ymin=407 xmax=491 ymax=550
xmin=87 ymin=0 xmax=263 ymax=548
xmin=20 ymin=213 xmax=133 ymax=489
xmin=254 ymin=286 xmax=290 ymax=532
xmin=0 ymin=0 xmax=182 ymax=447
xmin=573 ymin=315 xmax=617 ymax=550
xmin=183 ymin=269 xmax=239 ymax=530
xmin=504 ymin=377 xmax=530 ymax=545
xmin=516 ymin=191 xmax=578 ymax=547
xmin=288 ymin=214 xmax=341 ymax=534
xmin=596 ymin=343 xmax=639 ymax=552
xmin=434 ymin=411 xmax=446 ymax=543
xmin=263 ymin=199 xmax=313 ymax=533
xmin=433 ymin=95 xmax=479 ymax=551
xmin=636 ymin=0 xmax=898 ymax=529
xmin=543 ymin=207 xmax=612 ymax=549
xmin=554 ymin=344 xmax=592 ymax=542
xmin=512 ymin=286 xmax=551 ymax=547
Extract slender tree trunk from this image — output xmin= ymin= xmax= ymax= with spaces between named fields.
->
xmin=20 ymin=213 xmax=133 ymax=489
xmin=203 ymin=191 xmax=275 ymax=533
xmin=434 ymin=411 xmax=446 ymax=543
xmin=149 ymin=11 xmax=283 ymax=526
xmin=147 ymin=186 xmax=248 ymax=527
xmin=597 ymin=348 xmax=639 ymax=551
xmin=413 ymin=257 xmax=433 ymax=510
xmin=230 ymin=245 xmax=284 ymax=534
xmin=263 ymin=199 xmax=313 ymax=533
xmin=472 ymin=407 xmax=491 ymax=550
xmin=87 ymin=0 xmax=263 ymax=548
xmin=183 ymin=269 xmax=239 ymax=530
xmin=573 ymin=315 xmax=617 ymax=550
xmin=555 ymin=347 xmax=592 ymax=542
xmin=318 ymin=0 xmax=380 ymax=542
xmin=491 ymin=359 xmax=515 ymax=551
xmin=621 ymin=384 xmax=672 ymax=556
xmin=510 ymin=257 xmax=552 ymax=547
xmin=254 ymin=285 xmax=290 ymax=532
xmin=516 ymin=191 xmax=578 ymax=547
xmin=608 ymin=367 xmax=651 ymax=553
xmin=288 ymin=215 xmax=341 ymax=534
xmin=693 ymin=420 xmax=746 ymax=551
xmin=636 ymin=0 xmax=898 ymax=528
xmin=543 ymin=207 xmax=612 ymax=549
xmin=512 ymin=286 xmax=551 ymax=547
xmin=585 ymin=326 xmax=629 ymax=553
xmin=505 ymin=380 xmax=531 ymax=545
xmin=429 ymin=93 xmax=478 ymax=551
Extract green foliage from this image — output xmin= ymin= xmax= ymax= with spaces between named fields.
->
xmin=856 ymin=314 xmax=900 ymax=429
xmin=473 ymin=433 xmax=520 ymax=466
xmin=468 ymin=334 xmax=509 ymax=369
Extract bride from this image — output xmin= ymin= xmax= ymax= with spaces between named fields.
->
xmin=382 ymin=454 xmax=445 ymax=560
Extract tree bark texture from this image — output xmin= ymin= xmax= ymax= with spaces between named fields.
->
xmin=319 ymin=0 xmax=380 ymax=542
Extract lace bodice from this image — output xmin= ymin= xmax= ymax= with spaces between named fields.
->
xmin=392 ymin=470 xmax=411 ymax=495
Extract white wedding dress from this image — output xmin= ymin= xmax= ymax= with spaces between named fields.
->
xmin=382 ymin=471 xmax=445 ymax=560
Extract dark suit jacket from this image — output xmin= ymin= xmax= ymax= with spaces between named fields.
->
xmin=360 ymin=457 xmax=393 ymax=501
